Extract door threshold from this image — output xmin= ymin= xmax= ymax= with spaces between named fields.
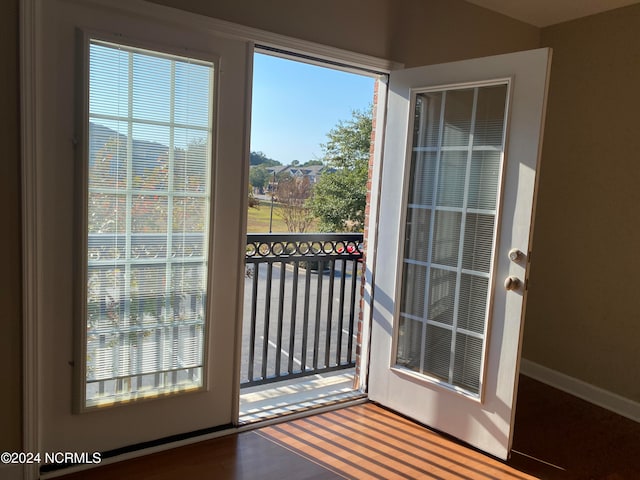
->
xmin=239 ymin=369 xmax=364 ymax=424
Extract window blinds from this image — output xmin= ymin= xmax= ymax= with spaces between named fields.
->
xmin=85 ymin=39 xmax=214 ymax=407
xmin=396 ymin=84 xmax=508 ymax=396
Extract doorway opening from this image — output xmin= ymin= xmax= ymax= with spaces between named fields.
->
xmin=239 ymin=49 xmax=380 ymax=422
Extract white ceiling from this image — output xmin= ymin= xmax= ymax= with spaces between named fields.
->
xmin=465 ymin=0 xmax=640 ymax=27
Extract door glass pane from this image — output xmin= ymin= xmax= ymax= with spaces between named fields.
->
xmin=412 ymin=92 xmax=442 ymax=149
xmin=423 ymin=324 xmax=451 ymax=381
xmin=427 ymin=268 xmax=456 ymax=326
xmin=396 ymin=318 xmax=422 ymax=370
xmin=407 ymin=151 xmax=437 ymax=207
xmin=399 ymin=263 xmax=427 ymax=318
xmin=431 ymin=211 xmax=461 ymax=266
xmin=468 ymin=151 xmax=501 ymax=210
xmin=442 ymin=89 xmax=474 ymax=147
xmin=404 ymin=208 xmax=431 ymax=262
xmin=457 ymin=274 xmax=489 ymax=334
xmin=86 ymin=39 xmax=213 ymax=408
xmin=396 ymin=83 xmax=508 ymax=396
xmin=452 ymin=333 xmax=483 ymax=392
xmin=462 ymin=213 xmax=495 ymax=273
xmin=436 ymin=151 xmax=467 ymax=208
xmin=474 ymin=85 xmax=508 ymax=147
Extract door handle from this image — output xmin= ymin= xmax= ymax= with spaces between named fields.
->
xmin=508 ymin=248 xmax=524 ymax=262
xmin=504 ymin=276 xmax=521 ymax=291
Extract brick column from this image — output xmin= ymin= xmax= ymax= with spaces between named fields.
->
xmin=353 ymin=78 xmax=379 ymax=390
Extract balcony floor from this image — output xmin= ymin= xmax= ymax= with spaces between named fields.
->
xmin=239 ymin=368 xmax=363 ymax=423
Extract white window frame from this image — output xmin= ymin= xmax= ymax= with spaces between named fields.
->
xmin=76 ymin=31 xmax=220 ymax=411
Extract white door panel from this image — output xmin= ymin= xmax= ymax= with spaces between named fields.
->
xmin=368 ymin=48 xmax=551 ymax=460
xmin=36 ymin=0 xmax=250 ymax=457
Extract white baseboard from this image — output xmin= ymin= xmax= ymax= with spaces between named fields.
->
xmin=0 ymin=463 xmax=24 ymax=480
xmin=520 ymin=358 xmax=640 ymax=423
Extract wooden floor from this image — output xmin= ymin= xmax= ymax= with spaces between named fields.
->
xmin=58 ymin=376 xmax=640 ymax=479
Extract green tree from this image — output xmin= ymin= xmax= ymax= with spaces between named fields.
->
xmin=308 ymin=107 xmax=372 ymax=232
xmin=249 ymin=164 xmax=271 ymax=193
xmin=250 ymin=151 xmax=281 ymax=167
xmin=301 ymin=159 xmax=324 ymax=167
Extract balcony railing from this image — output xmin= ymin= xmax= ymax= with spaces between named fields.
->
xmin=83 ymin=232 xmax=363 ymax=401
xmin=85 ymin=232 xmax=207 ymax=404
xmin=242 ymin=233 xmax=363 ymax=388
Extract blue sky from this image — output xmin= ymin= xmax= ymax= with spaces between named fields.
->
xmin=89 ymin=43 xmax=375 ymax=163
xmin=250 ymin=52 xmax=376 ymax=165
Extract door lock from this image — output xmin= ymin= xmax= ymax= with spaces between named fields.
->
xmin=504 ymin=276 xmax=521 ymax=291
xmin=508 ymin=248 xmax=524 ymax=262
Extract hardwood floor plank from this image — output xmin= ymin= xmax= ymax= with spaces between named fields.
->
xmin=259 ymin=404 xmax=537 ymax=480
xmin=326 ymin=405 xmax=533 ymax=480
xmin=57 ymin=432 xmax=343 ymax=480
xmin=57 ymin=377 xmax=640 ymax=479
xmin=295 ymin=413 xmax=475 ymax=480
xmin=509 ymin=375 xmax=640 ymax=479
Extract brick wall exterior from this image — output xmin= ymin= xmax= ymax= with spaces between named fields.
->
xmin=354 ymin=78 xmax=380 ymax=389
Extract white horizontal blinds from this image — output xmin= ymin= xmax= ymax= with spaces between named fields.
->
xmin=86 ymin=39 xmax=213 ymax=407
xmin=396 ymin=83 xmax=508 ymax=396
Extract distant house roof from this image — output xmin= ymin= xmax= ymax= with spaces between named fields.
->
xmin=301 ymin=165 xmax=327 ymax=175
xmin=263 ymin=165 xmax=289 ymax=175
xmin=250 ymin=164 xmax=335 ymax=181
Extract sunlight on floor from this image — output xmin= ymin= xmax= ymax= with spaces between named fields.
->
xmin=239 ymin=369 xmax=364 ymax=423
xmin=258 ymin=403 xmax=541 ymax=480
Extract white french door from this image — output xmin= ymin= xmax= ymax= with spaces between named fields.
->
xmin=368 ymin=48 xmax=551 ymax=460
xmin=34 ymin=0 xmax=250 ymax=457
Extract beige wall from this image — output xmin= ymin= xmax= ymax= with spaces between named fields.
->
xmin=148 ymin=0 xmax=393 ymax=59
xmin=388 ymin=0 xmax=540 ymax=67
xmin=149 ymin=0 xmax=541 ymax=68
xmin=0 ymin=0 xmax=22 ymax=452
xmin=523 ymin=4 xmax=640 ymax=401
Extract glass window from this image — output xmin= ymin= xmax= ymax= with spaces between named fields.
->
xmin=85 ymin=40 xmax=213 ymax=407
xmin=396 ymin=84 xmax=508 ymax=396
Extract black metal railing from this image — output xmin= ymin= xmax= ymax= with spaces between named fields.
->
xmin=85 ymin=233 xmax=208 ymax=402
xmin=242 ymin=233 xmax=363 ymax=388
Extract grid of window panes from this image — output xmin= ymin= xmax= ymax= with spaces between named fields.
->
xmin=85 ymin=39 xmax=213 ymax=406
xmin=396 ymin=84 xmax=508 ymax=396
